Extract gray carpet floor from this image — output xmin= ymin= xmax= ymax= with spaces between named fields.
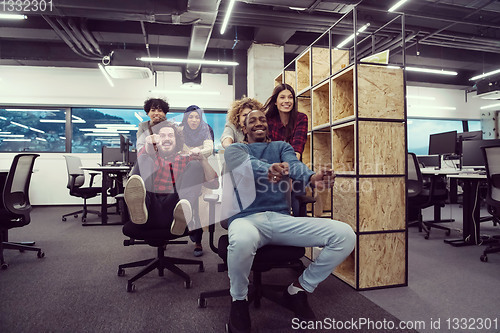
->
xmin=0 ymin=206 xmax=415 ymax=333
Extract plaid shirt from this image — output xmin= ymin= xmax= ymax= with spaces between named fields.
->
xmin=139 ymin=148 xmax=192 ymax=193
xmin=267 ymin=112 xmax=308 ymax=154
xmin=152 ymin=154 xmax=192 ymax=193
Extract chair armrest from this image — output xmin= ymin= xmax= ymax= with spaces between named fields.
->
xmin=203 ymin=193 xmax=219 ymax=203
xmin=204 ymin=193 xmax=220 ymax=254
xmin=88 ymin=172 xmax=99 ymax=187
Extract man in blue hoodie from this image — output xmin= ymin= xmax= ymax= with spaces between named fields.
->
xmin=224 ymin=109 xmax=355 ymax=332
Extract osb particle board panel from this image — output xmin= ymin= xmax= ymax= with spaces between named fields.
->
xmin=312 ymin=132 xmax=331 ymax=169
xmin=358 ymin=232 xmax=406 ymax=289
xmin=331 ymin=125 xmax=355 ymax=172
xmin=332 ymin=177 xmax=356 ymax=231
xmin=274 ymin=72 xmax=282 ymax=87
xmin=333 ymin=250 xmax=355 ymax=288
xmin=297 ymin=97 xmax=312 ymax=131
xmin=284 ymin=70 xmax=296 ymax=91
xmin=331 ymin=78 xmax=354 ymax=122
xmin=359 ymin=177 xmax=406 ymax=232
xmin=312 ymin=83 xmax=330 ymax=127
xmin=315 ymin=188 xmax=332 ymax=215
xmin=302 ymin=134 xmax=311 ymax=168
xmin=296 ymin=50 xmax=311 ymax=92
xmin=312 ymin=47 xmax=331 ymax=85
xmin=358 ymin=122 xmax=405 ymax=175
xmin=305 ymin=247 xmax=313 ymax=260
xmin=331 ymin=49 xmax=350 ymax=74
xmin=358 ymin=65 xmax=404 ymax=119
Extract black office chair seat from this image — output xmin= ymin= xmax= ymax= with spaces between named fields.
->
xmin=217 ymin=234 xmax=305 ymax=271
xmin=118 ymin=222 xmax=204 ymax=292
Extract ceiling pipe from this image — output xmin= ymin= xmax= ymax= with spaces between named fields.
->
xmin=80 ymin=18 xmax=103 ymax=55
xmin=56 ymin=18 xmax=94 ymax=57
xmin=68 ymin=18 xmax=101 ymax=57
xmin=42 ymin=15 xmax=101 ymax=61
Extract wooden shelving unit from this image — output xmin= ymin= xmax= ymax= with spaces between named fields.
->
xmin=282 ymin=7 xmax=407 ymax=290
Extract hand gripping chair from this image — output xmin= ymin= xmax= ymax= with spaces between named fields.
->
xmin=407 ymin=152 xmax=451 ymax=239
xmin=61 ymin=155 xmax=102 ymax=223
xmin=480 ymin=145 xmax=500 ymax=262
xmin=0 ymin=153 xmax=44 ymax=269
xmin=197 ymin=191 xmax=315 ymax=312
xmin=117 ymin=200 xmax=205 ymax=292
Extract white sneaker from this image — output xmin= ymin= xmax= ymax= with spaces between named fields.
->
xmin=171 ymin=199 xmax=192 ymax=235
xmin=124 ymin=175 xmax=148 ymax=224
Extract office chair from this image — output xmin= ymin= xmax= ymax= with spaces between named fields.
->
xmin=480 ymin=145 xmax=500 ymax=262
xmin=407 ymin=153 xmax=451 ymax=239
xmin=0 ymin=153 xmax=44 ymax=269
xmin=61 ymin=155 xmax=102 ymax=223
xmin=197 ymin=192 xmax=314 ymax=313
xmin=117 ymin=200 xmax=205 ymax=292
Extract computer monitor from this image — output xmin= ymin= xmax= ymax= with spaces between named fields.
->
xmin=102 ymin=146 xmax=122 ymax=165
xmin=119 ymin=134 xmax=132 ymax=165
xmin=461 ymin=139 xmax=500 ymax=169
xmin=417 ymin=155 xmax=440 ymax=168
xmin=428 ymin=130 xmax=457 ymax=155
xmin=456 ymin=130 xmax=483 ymax=155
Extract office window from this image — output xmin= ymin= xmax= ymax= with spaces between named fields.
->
xmin=468 ymin=120 xmax=481 ymax=132
xmin=71 ymin=108 xmax=228 ymax=153
xmin=71 ymin=108 xmax=145 ymax=153
xmin=0 ymin=107 xmax=66 ymax=152
xmin=407 ymin=119 xmax=464 ymax=155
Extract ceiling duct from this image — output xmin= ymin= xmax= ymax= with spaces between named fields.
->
xmin=183 ymin=0 xmax=221 ymax=81
xmin=105 ymin=49 xmax=152 ymax=79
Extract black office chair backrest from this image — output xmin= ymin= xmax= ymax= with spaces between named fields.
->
xmin=407 ymin=152 xmax=423 ymax=198
xmin=63 ymin=155 xmax=85 ymax=189
xmin=2 ymin=154 xmax=39 ymax=222
xmin=481 ymin=145 xmax=500 ymax=209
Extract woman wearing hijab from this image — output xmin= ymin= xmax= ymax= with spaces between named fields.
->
xmin=180 ymin=105 xmax=215 ymax=257
xmin=181 ymin=105 xmax=214 ymax=157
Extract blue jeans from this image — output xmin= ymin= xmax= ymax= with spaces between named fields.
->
xmin=227 ymin=212 xmax=355 ymax=300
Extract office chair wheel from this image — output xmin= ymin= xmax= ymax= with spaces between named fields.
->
xmin=480 ymin=254 xmax=488 ymax=262
xmin=445 ymin=230 xmax=451 ymax=236
xmin=74 ymin=214 xmax=78 ymax=218
xmin=62 ymin=217 xmax=67 ymax=221
xmin=117 ymin=268 xmax=125 ymax=276
xmin=184 ymin=280 xmax=192 ymax=289
xmin=198 ymin=297 xmax=207 ymax=308
xmin=1 ymin=263 xmax=8 ymax=270
xmin=424 ymin=234 xmax=430 ymax=239
xmin=199 ymin=264 xmax=205 ymax=272
xmin=82 ymin=217 xmax=86 ymax=222
xmin=127 ymin=282 xmax=136 ymax=292
xmin=37 ymin=251 xmax=45 ymax=258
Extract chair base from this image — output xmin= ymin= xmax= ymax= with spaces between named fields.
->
xmin=118 ymin=246 xmax=204 ymax=292
xmin=1 ymin=241 xmax=45 ymax=269
xmin=480 ymin=242 xmax=500 ymax=262
xmin=62 ymin=208 xmax=101 ymax=223
xmin=198 ymin=260 xmax=304 ymax=310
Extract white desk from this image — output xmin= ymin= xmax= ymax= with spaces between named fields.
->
xmin=445 ymin=172 xmax=487 ymax=246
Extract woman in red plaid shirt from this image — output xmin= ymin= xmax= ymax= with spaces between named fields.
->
xmin=264 ymin=83 xmax=309 ymax=216
xmin=264 ymin=83 xmax=308 ymax=161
